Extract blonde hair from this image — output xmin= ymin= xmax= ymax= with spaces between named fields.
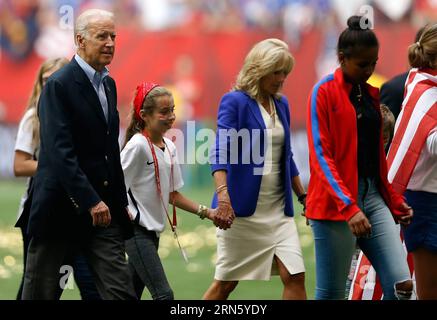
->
xmin=26 ymin=57 xmax=69 ymax=147
xmin=74 ymin=9 xmax=114 ymax=45
xmin=408 ymin=24 xmax=437 ymax=69
xmin=234 ymin=38 xmax=294 ymax=100
xmin=123 ymin=86 xmax=173 ymax=148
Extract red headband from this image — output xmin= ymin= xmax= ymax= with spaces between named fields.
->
xmin=133 ymin=82 xmax=159 ymax=120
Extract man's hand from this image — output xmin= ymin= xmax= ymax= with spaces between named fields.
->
xmin=89 ymin=201 xmax=111 ymax=227
xmin=347 ymin=210 xmax=372 ymax=238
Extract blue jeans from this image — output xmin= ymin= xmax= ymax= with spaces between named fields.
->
xmin=310 ymin=177 xmax=411 ymax=300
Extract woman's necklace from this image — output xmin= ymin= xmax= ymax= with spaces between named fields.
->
xmin=260 ymin=97 xmax=276 ymax=128
xmin=270 ymin=99 xmax=276 ymax=128
xmin=265 ymin=98 xmax=276 ymax=128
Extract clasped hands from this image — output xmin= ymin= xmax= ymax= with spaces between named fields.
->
xmin=213 ymin=192 xmax=235 ymax=230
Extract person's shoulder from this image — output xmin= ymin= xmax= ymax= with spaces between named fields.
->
xmin=383 ymin=71 xmax=409 ymax=89
xmin=320 ymin=73 xmax=336 ymax=86
xmin=393 ymin=71 xmax=409 ymax=82
xmin=129 ymin=133 xmax=146 ymax=144
xmin=21 ymin=107 xmax=36 ymax=122
xmin=17 ymin=107 xmax=36 ymax=133
xmin=52 ymin=61 xmax=72 ymax=80
xmin=222 ymin=90 xmax=249 ymax=101
xmin=220 ymin=91 xmax=252 ymax=110
xmin=44 ymin=61 xmax=72 ymax=87
xmin=125 ymin=133 xmax=147 ymax=151
xmin=310 ymin=73 xmax=335 ymax=96
xmin=276 ymin=94 xmax=289 ymax=106
xmin=391 ymin=71 xmax=409 ymax=83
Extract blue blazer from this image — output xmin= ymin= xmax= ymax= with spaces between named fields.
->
xmin=210 ymin=90 xmax=299 ymax=217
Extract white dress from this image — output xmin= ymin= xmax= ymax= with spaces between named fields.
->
xmin=214 ymin=98 xmax=305 ymax=281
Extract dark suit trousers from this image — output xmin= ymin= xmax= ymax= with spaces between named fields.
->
xmin=22 ymin=222 xmax=136 ymax=300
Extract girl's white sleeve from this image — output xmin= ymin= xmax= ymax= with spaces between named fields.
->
xmin=15 ymin=109 xmax=36 ymax=155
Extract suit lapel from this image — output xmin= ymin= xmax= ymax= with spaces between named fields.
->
xmin=248 ymin=97 xmax=266 ymax=129
xmin=103 ymin=78 xmax=114 ymax=127
xmin=71 ymin=59 xmax=108 ymax=126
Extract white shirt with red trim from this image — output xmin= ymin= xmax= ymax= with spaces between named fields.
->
xmin=121 ymin=133 xmax=184 ymax=234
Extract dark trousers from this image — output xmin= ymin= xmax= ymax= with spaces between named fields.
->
xmin=22 ymin=223 xmax=136 ymax=300
xmin=125 ymin=225 xmax=174 ymax=300
xmin=16 ymin=227 xmax=33 ymax=300
xmin=72 ymin=254 xmax=102 ymax=300
xmin=17 ymin=227 xmax=101 ymax=300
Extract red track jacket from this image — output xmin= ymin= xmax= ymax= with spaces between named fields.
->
xmin=306 ymin=68 xmax=406 ymax=221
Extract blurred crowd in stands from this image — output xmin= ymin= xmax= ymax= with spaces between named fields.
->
xmin=1 ymin=0 xmax=436 ymax=61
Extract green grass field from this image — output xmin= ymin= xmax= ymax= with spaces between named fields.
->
xmin=0 ymin=178 xmax=315 ymax=300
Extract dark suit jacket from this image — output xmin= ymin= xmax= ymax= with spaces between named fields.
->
xmin=28 ymin=57 xmax=132 ymax=239
xmin=380 ymin=71 xmax=409 ymax=120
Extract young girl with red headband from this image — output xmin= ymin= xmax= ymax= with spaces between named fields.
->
xmin=120 ymin=82 xmax=218 ymax=300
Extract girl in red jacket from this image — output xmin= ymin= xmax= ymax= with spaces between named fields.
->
xmin=306 ymin=16 xmax=413 ymax=300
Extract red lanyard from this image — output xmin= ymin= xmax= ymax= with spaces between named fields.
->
xmin=142 ymin=131 xmax=177 ymax=231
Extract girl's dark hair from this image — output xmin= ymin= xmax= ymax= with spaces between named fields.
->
xmin=337 ymin=15 xmax=379 ymax=57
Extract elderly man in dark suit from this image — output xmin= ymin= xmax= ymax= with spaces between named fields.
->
xmin=22 ymin=9 xmax=135 ymax=300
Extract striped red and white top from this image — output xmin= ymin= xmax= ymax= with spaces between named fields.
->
xmin=387 ymin=68 xmax=437 ymax=194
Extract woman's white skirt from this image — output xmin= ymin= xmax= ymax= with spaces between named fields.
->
xmin=214 ymin=200 xmax=305 ymax=281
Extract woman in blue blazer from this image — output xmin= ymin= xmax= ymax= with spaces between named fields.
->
xmin=203 ymin=38 xmax=307 ymax=300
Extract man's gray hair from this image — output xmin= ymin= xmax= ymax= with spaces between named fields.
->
xmin=74 ymin=9 xmax=114 ymax=45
